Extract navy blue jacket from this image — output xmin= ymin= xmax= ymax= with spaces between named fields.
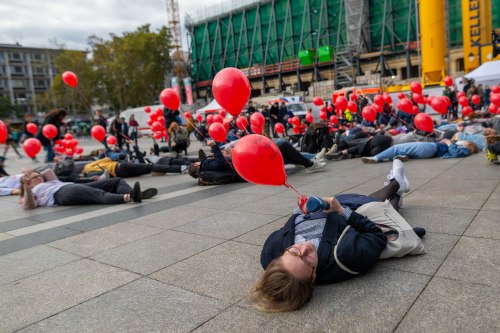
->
xmin=261 ymin=211 xmax=387 ymax=285
xmin=200 ymin=145 xmax=233 ymax=172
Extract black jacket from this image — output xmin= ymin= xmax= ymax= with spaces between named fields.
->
xmin=261 ymin=211 xmax=387 ymax=285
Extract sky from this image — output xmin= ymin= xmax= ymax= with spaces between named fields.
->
xmin=0 ymin=0 xmax=225 ymax=51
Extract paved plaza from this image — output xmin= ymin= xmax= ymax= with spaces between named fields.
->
xmin=0 ymin=137 xmax=499 ymax=332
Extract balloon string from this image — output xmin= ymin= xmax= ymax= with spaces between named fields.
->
xmin=187 ymin=118 xmax=209 ymax=140
xmin=284 ymin=181 xmax=308 ymax=212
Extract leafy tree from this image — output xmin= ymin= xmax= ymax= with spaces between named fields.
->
xmin=0 ymin=96 xmax=21 ymax=119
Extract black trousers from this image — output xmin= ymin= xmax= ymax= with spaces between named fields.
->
xmin=53 ymin=178 xmax=131 ymax=205
xmin=347 ymin=135 xmax=393 ymax=157
xmin=115 ymin=162 xmax=182 ymax=177
xmin=277 ymin=141 xmax=314 ymax=167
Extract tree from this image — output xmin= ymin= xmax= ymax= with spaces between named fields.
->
xmin=0 ymin=96 xmax=21 ymax=119
xmin=90 ymin=24 xmax=173 ymax=112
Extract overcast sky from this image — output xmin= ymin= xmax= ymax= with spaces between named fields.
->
xmin=0 ymin=0 xmax=225 ymax=51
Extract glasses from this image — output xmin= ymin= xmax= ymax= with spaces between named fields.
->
xmin=29 ymin=174 xmax=43 ymax=181
xmin=284 ymin=246 xmax=316 ymax=279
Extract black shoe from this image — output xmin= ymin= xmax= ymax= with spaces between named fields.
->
xmin=130 ymin=182 xmax=142 ymax=203
xmin=198 ymin=149 xmax=207 ymax=161
xmin=413 ymin=227 xmax=426 ymax=238
xmin=141 ymin=188 xmax=158 ymax=200
xmin=326 ymin=152 xmax=343 ymax=160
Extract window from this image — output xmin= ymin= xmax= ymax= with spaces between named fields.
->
xmin=9 ymin=53 xmax=22 ymax=60
xmin=32 ymin=53 xmax=43 ymax=61
xmin=35 ymin=79 xmax=47 ymax=88
xmin=33 ymin=67 xmax=45 ymax=75
xmin=10 ymin=66 xmax=24 ymax=74
xmin=456 ymin=58 xmax=465 ymax=72
xmin=11 ymin=79 xmax=26 ymax=88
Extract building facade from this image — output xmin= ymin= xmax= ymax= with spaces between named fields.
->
xmin=0 ymin=44 xmax=67 ymax=115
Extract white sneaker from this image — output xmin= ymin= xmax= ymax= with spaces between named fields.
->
xmin=391 ymin=159 xmax=410 ymax=194
xmin=315 ymin=148 xmax=326 ymax=160
xmin=361 ymin=157 xmax=378 ymax=164
xmin=393 ymin=155 xmax=410 ymax=162
xmin=305 ymin=160 xmax=326 ymax=173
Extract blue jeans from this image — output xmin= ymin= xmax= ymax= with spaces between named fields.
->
xmin=374 ymin=142 xmax=438 ymax=161
xmin=44 ymin=145 xmax=54 ymax=162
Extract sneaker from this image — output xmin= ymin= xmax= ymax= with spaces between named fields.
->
xmin=393 ymin=155 xmax=410 ymax=162
xmin=130 ymin=182 xmax=142 ymax=203
xmin=141 ymin=188 xmax=158 ymax=200
xmin=391 ymin=159 xmax=410 ymax=194
xmin=326 ymin=143 xmax=338 ymax=155
xmin=361 ymin=157 xmax=378 ymax=164
xmin=413 ymin=227 xmax=426 ymax=238
xmin=305 ymin=160 xmax=326 ymax=173
xmin=486 ymin=148 xmax=500 ymax=165
xmin=98 ymin=170 xmax=110 ymax=181
xmin=181 ymin=165 xmax=189 ymax=174
xmin=198 ymin=149 xmax=207 ymax=161
xmin=315 ymin=148 xmax=326 ymax=160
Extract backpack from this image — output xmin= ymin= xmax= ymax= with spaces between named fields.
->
xmin=53 ymin=158 xmax=75 ymax=177
xmin=198 ymin=170 xmax=246 ymax=186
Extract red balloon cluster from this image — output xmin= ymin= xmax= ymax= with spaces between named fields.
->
xmin=23 ymin=138 xmax=42 ymax=158
xmin=212 ymin=67 xmax=251 ymax=117
xmin=232 ymin=134 xmax=286 ymax=186
xmin=146 ymin=108 xmax=169 ymax=141
xmin=62 ymin=71 xmax=78 ymax=88
xmin=160 ymin=88 xmax=181 ymax=110
xmin=54 ymin=133 xmax=83 ymax=156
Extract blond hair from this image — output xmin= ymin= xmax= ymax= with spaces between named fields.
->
xmin=249 ymin=258 xmax=314 ymax=312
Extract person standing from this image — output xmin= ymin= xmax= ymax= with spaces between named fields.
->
xmin=247 ymin=101 xmax=257 ymax=115
xmin=128 ymin=114 xmax=139 ymax=146
xmin=269 ymin=102 xmax=280 ymax=138
xmin=96 ymin=110 xmax=108 ymax=130
xmin=110 ymin=117 xmax=124 ymax=149
xmin=36 ymin=108 xmax=67 ymax=163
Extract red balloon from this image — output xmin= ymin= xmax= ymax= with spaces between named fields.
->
xmin=184 ymin=112 xmax=191 ymax=119
xmin=293 ymin=126 xmax=301 ymax=134
xmin=160 ymin=88 xmax=180 ymax=110
xmin=195 ymin=114 xmax=203 ymax=122
xmin=65 ymin=148 xmax=74 ymax=156
xmin=410 ymin=81 xmax=422 ymax=94
xmin=471 ymin=94 xmax=480 ymax=105
xmin=362 ymin=106 xmax=376 ymax=122
xmin=327 ymin=105 xmax=334 ymax=113
xmin=206 ymin=114 xmax=215 ymax=124
xmin=373 ymin=104 xmax=382 ymax=113
xmin=313 ymin=96 xmax=324 ymax=106
xmin=287 ymin=118 xmax=293 ymax=125
xmin=305 ymin=113 xmax=314 ymax=123
xmin=155 ymin=108 xmax=163 ymax=117
xmin=212 ymin=67 xmax=251 ymax=117
xmin=146 ymin=119 xmax=154 ymax=127
xmin=236 ymin=116 xmax=248 ymax=130
xmin=91 ymin=125 xmax=106 ymax=142
xmin=431 ymin=97 xmax=448 ymax=114
xmin=329 ymin=115 xmax=338 ymax=124
xmin=23 ymin=138 xmax=42 ymax=158
xmin=250 ymin=112 xmax=265 ymax=127
xmin=412 ymin=106 xmax=419 ymax=115
xmin=412 ymin=93 xmax=425 ymax=104
xmin=383 ymin=93 xmax=393 ymax=104
xmin=251 ymin=124 xmax=263 ymax=135
xmin=213 ymin=115 xmax=224 ymax=124
xmin=462 ymin=106 xmax=473 ymax=117
xmin=350 ymin=94 xmax=358 ymax=102
xmin=157 ymin=116 xmax=166 ymax=126
xmin=347 ymin=101 xmax=358 ymax=113
xmin=292 ymin=116 xmax=301 ymax=127
xmin=106 ymin=135 xmax=117 ymax=145
xmin=144 ymin=106 xmax=151 ymax=113
xmin=443 ymin=76 xmax=453 ymax=87
xmin=55 ymin=144 xmax=65 ymax=153
xmin=458 ymin=96 xmax=469 ymax=107
xmin=153 ymin=132 xmax=163 ymax=140
xmin=232 ymin=134 xmax=286 ymax=186
xmin=219 ymin=110 xmax=227 ymax=118
xmin=397 ymin=92 xmax=406 ymax=100
xmin=442 ymin=95 xmax=451 ymax=107
xmin=62 ymin=71 xmax=78 ymax=88
xmin=222 ymin=118 xmax=232 ymax=131
xmin=26 ymin=123 xmax=38 ymax=135
xmin=320 ymin=105 xmax=327 ymax=112
xmin=208 ymin=123 xmax=227 ymax=142
xmin=151 ymin=121 xmax=163 ymax=132
xmin=490 ymin=93 xmax=500 ymax=106
xmin=488 ymin=103 xmax=499 ymax=114
xmin=274 ymin=123 xmax=285 ymax=134
xmin=426 ymin=95 xmax=435 ymax=105
xmin=319 ymin=111 xmax=327 ymax=120
xmin=0 ymin=120 xmax=6 ymax=144
xmin=75 ymin=147 xmax=84 ymax=154
xmin=399 ymin=98 xmax=414 ymax=114
xmin=64 ymin=133 xmax=73 ymax=140
xmin=414 ymin=113 xmax=434 ymax=132
xmin=335 ymin=96 xmax=348 ymax=111
xmin=457 ymin=91 xmax=466 ymax=98
xmin=42 ymin=124 xmax=58 ymax=140
xmin=373 ymin=95 xmax=385 ymax=107
xmin=492 ymin=86 xmax=500 ymax=94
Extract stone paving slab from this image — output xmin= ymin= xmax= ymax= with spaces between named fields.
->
xmin=0 ymin=244 xmax=81 ymax=286
xmin=436 ymin=236 xmax=500 ymax=288
xmin=91 ymin=230 xmax=225 ymax=275
xmin=48 ymin=222 xmax=164 ymax=257
xmin=233 ymin=217 xmax=289 ymax=246
xmin=151 ymin=241 xmax=262 ymax=303
xmin=482 ymin=190 xmax=500 ymax=211
xmin=404 ymin=190 xmax=491 ymax=209
xmin=0 ymin=259 xmax=139 ymax=332
xmin=18 ymin=278 xmax=228 ymax=333
xmin=395 ymin=277 xmax=500 ymax=332
xmin=129 ymin=206 xmax=222 ymax=230
xmin=464 ymin=210 xmax=500 ymax=240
